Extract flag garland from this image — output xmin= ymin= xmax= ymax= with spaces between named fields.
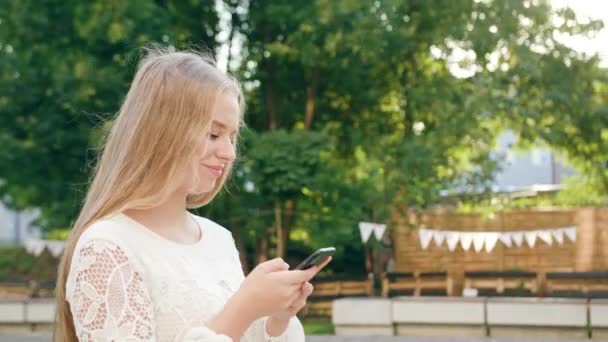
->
xmin=24 ymin=239 xmax=65 ymax=257
xmin=417 ymin=226 xmax=576 ymax=252
xmin=359 ymin=222 xmax=387 ymax=243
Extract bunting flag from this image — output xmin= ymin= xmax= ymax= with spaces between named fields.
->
xmin=433 ymin=231 xmax=446 ymax=247
xmin=484 ymin=233 xmax=499 ymax=253
xmin=563 ymin=226 xmax=577 ymax=242
xmin=24 ymin=239 xmax=65 ymax=257
xmin=373 ymin=223 xmax=387 ymax=241
xmin=499 ymin=233 xmax=512 ymax=248
xmin=552 ymin=228 xmax=565 ymax=245
xmin=417 ymin=226 xmax=577 ymax=253
xmin=360 ymin=222 xmax=388 ymax=243
xmin=358 ymin=222 xmax=375 ymax=243
xmin=472 ymin=233 xmax=486 ymax=252
xmin=445 ymin=232 xmax=460 ymax=251
xmin=460 ymin=232 xmax=474 ymax=251
xmin=524 ymin=231 xmax=538 ymax=248
xmin=418 ymin=228 xmax=434 ymax=250
xmin=538 ymin=230 xmax=553 ymax=246
xmin=511 ymin=232 xmax=525 ymax=247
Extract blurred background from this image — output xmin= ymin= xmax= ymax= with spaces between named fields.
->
xmin=0 ymin=0 xmax=607 ymax=339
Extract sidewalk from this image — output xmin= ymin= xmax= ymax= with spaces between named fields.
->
xmin=2 ymin=335 xmax=607 ymax=342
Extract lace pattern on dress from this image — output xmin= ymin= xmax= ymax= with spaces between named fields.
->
xmin=67 ymin=239 xmax=155 ymax=341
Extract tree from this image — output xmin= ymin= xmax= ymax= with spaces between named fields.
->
xmin=0 ymin=0 xmax=219 ymax=228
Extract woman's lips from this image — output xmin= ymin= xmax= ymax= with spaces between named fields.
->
xmin=204 ymin=165 xmax=224 ymax=177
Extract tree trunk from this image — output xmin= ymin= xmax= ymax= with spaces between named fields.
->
xmin=230 ymin=220 xmax=250 ymax=274
xmin=283 ymin=199 xmax=295 ymax=240
xmin=304 ymin=66 xmax=320 ymax=130
xmin=256 ymin=227 xmax=271 ymax=265
xmin=275 ymin=201 xmax=285 ymax=258
xmin=266 ymin=80 xmax=278 ymax=130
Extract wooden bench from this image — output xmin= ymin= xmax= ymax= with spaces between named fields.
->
xmin=545 ymin=271 xmax=608 ymax=298
xmin=382 ymin=272 xmax=453 ymax=297
xmin=464 ymin=271 xmax=538 ymax=297
xmin=0 ymin=280 xmax=55 ymax=299
xmin=302 ymin=274 xmax=374 ymax=317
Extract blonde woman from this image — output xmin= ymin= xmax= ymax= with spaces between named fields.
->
xmin=53 ymin=47 xmax=330 ymax=342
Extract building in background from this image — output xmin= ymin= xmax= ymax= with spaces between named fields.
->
xmin=492 ymin=130 xmax=576 ymax=194
xmin=0 ymin=203 xmax=41 ymax=245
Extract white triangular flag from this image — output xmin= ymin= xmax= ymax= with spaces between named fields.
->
xmin=525 ymin=231 xmax=538 ymax=248
xmin=484 ymin=233 xmax=499 ymax=253
xmin=446 ymin=232 xmax=460 ymax=251
xmin=499 ymin=233 xmax=512 ymax=248
xmin=563 ymin=226 xmax=577 ymax=242
xmin=511 ymin=232 xmax=524 ymax=247
xmin=359 ymin=222 xmax=375 ymax=243
xmin=433 ymin=231 xmax=446 ymax=247
xmin=473 ymin=233 xmax=486 ymax=252
xmin=552 ymin=228 xmax=564 ymax=245
xmin=25 ymin=239 xmax=45 ymax=256
xmin=47 ymin=241 xmax=65 ymax=257
xmin=373 ymin=224 xmax=387 ymax=240
xmin=538 ymin=230 xmax=553 ymax=246
xmin=460 ymin=232 xmax=473 ymax=251
xmin=418 ymin=228 xmax=434 ymax=250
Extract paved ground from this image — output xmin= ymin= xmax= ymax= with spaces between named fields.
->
xmin=307 ymin=338 xmax=607 ymax=342
xmin=1 ymin=335 xmax=607 ymax=342
xmin=0 ymin=335 xmax=50 ymax=342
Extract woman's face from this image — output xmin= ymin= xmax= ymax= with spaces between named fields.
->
xmin=183 ymin=91 xmax=240 ymax=195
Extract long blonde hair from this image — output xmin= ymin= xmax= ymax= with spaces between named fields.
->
xmin=53 ymin=47 xmax=245 ymax=342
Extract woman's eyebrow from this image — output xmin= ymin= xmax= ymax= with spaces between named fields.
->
xmin=211 ymin=120 xmax=237 ymax=134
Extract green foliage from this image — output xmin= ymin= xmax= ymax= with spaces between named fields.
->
xmin=0 ymin=0 xmax=219 ymax=229
xmin=45 ymin=228 xmax=71 ymax=241
xmin=301 ymin=317 xmax=334 ymax=335
xmin=245 ymin=130 xmax=326 ymax=199
xmin=555 ymin=176 xmax=607 ymax=207
xmin=2 ymin=0 xmax=606 ymax=275
xmin=456 ymin=175 xmax=607 ymax=213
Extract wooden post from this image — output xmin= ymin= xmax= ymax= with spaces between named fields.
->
xmin=575 ymin=208 xmax=596 ymax=271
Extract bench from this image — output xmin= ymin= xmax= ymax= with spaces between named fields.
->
xmin=464 ymin=271 xmax=538 ymax=297
xmin=545 ymin=271 xmax=608 ymax=298
xmin=382 ymin=271 xmax=453 ymax=297
xmin=302 ymin=274 xmax=374 ymax=317
xmin=392 ymin=296 xmax=486 ymax=337
xmin=0 ymin=280 xmax=55 ymax=299
xmin=486 ymin=297 xmax=588 ymax=339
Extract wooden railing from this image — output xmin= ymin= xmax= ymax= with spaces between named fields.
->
xmin=545 ymin=271 xmax=608 ymax=298
xmin=381 ymin=271 xmax=454 ymax=297
xmin=464 ymin=271 xmax=539 ymax=296
xmin=382 ymin=270 xmax=608 ymax=298
xmin=302 ymin=274 xmax=374 ymax=317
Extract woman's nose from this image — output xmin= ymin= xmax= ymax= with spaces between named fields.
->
xmin=218 ymin=139 xmax=236 ymax=162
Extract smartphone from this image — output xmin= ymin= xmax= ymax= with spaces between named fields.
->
xmin=294 ymin=247 xmax=335 ymax=270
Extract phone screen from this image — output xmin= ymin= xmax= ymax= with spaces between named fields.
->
xmin=294 ymin=247 xmax=335 ymax=270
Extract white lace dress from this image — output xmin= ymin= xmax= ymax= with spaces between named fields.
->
xmin=65 ymin=212 xmax=305 ymax=341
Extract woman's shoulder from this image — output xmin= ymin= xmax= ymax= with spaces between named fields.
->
xmin=75 ymin=213 xmax=145 ymax=254
xmin=190 ymin=213 xmax=233 ymax=240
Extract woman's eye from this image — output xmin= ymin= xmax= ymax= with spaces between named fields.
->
xmin=209 ymin=133 xmax=219 ymax=140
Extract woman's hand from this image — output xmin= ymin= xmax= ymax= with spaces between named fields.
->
xmin=266 ymin=257 xmax=332 ymax=336
xmin=209 ymin=257 xmax=330 ymax=340
xmin=231 ymin=258 xmax=324 ymax=320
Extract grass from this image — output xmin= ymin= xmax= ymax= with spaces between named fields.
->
xmin=301 ymin=317 xmax=334 ymax=335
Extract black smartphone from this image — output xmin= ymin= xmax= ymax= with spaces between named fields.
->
xmin=294 ymin=247 xmax=335 ymax=270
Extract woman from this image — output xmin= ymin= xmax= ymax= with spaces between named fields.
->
xmin=54 ymin=47 xmax=330 ymax=341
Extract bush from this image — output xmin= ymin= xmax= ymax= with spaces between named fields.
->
xmin=0 ymin=245 xmax=59 ymax=282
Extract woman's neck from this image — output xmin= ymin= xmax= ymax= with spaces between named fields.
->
xmin=123 ymin=191 xmax=201 ymax=244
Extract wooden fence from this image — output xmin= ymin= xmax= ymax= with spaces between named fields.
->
xmin=391 ymin=207 xmax=608 ymax=294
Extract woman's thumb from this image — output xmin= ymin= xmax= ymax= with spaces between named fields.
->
xmin=259 ymin=258 xmax=290 ymax=272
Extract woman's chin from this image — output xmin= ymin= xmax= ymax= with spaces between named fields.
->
xmin=193 ymin=184 xmax=215 ymax=195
